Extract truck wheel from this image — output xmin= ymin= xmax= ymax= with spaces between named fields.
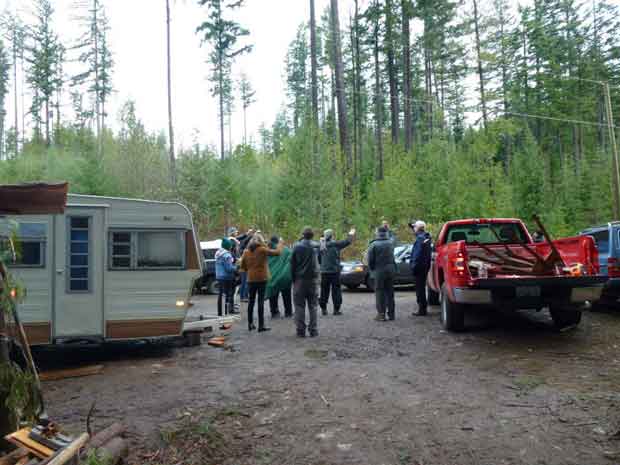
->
xmin=206 ymin=279 xmax=219 ymax=295
xmin=440 ymin=284 xmax=465 ymax=331
xmin=549 ymin=306 xmax=582 ymax=330
xmin=427 ymin=284 xmax=440 ymax=306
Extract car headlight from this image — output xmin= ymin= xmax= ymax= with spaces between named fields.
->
xmin=353 ymin=266 xmax=365 ymax=273
xmin=341 ymin=266 xmax=352 ymax=273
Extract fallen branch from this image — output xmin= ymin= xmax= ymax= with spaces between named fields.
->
xmin=84 ymin=423 xmax=125 ymax=452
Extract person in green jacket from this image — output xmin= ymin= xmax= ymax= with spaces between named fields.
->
xmin=266 ymin=235 xmax=293 ymax=318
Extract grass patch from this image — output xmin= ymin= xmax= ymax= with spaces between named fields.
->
xmin=514 ymin=375 xmax=545 ymax=393
xmin=304 ymin=349 xmax=329 ymax=360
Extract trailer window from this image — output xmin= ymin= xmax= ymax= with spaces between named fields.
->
xmin=68 ymin=217 xmax=90 ymax=292
xmin=3 ymin=222 xmax=48 ymax=268
xmin=108 ymin=230 xmax=185 ymax=270
xmin=138 ymin=231 xmax=184 ymax=268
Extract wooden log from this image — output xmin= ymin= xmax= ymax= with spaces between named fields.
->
xmin=39 ymin=365 xmax=104 ymax=382
xmin=92 ymin=437 xmax=128 ymax=465
xmin=532 ymin=214 xmax=566 ymax=268
xmin=0 ymin=448 xmax=29 ymax=465
xmin=84 ymin=423 xmax=125 ymax=452
xmin=42 ymin=433 xmax=88 ymax=465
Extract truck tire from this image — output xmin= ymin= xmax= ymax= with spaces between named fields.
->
xmin=440 ymin=284 xmax=465 ymax=331
xmin=549 ymin=306 xmax=582 ymax=330
xmin=427 ymin=284 xmax=440 ymax=306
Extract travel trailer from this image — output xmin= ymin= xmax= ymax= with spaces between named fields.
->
xmin=4 ymin=194 xmax=202 ymax=345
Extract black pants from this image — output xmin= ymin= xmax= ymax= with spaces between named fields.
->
xmin=269 ymin=286 xmax=293 ymax=317
xmin=415 ymin=269 xmax=429 ymax=312
xmin=375 ymin=271 xmax=395 ymax=319
xmin=217 ymin=279 xmax=234 ymax=316
xmin=248 ymin=281 xmax=267 ymax=329
xmin=319 ymin=273 xmax=342 ymax=312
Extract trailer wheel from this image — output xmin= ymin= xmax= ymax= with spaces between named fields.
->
xmin=440 ymin=284 xmax=465 ymax=331
xmin=549 ymin=306 xmax=582 ymax=330
xmin=427 ymin=284 xmax=440 ymax=306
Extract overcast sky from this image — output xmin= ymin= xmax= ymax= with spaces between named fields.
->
xmin=1 ymin=0 xmax=368 ymax=152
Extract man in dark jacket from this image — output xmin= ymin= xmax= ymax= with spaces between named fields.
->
xmin=319 ymin=228 xmax=356 ymax=316
xmin=291 ymin=227 xmax=320 ymax=337
xmin=367 ymin=226 xmax=396 ymax=321
xmin=410 ymin=220 xmax=433 ymax=316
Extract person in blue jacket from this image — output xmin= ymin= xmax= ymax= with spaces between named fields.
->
xmin=215 ymin=238 xmax=237 ymax=316
xmin=410 ymin=220 xmax=433 ymax=316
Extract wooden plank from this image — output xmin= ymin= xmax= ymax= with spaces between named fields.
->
xmin=5 ymin=429 xmax=54 ymax=459
xmin=0 ymin=448 xmax=30 ymax=465
xmin=39 ymin=365 xmax=104 ymax=382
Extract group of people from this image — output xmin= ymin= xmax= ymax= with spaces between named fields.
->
xmin=213 ymin=219 xmax=433 ymax=337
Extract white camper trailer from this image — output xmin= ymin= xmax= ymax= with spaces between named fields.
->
xmin=4 ymin=194 xmax=202 ymax=345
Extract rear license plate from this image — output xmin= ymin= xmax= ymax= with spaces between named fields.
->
xmin=516 ymin=286 xmax=541 ymax=298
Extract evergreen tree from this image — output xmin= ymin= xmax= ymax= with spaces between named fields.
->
xmin=25 ymin=0 xmax=64 ymax=146
xmin=196 ymin=0 xmax=252 ymax=160
xmin=238 ymin=72 xmax=256 ymax=146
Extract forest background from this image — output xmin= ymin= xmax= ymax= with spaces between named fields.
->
xmin=0 ymin=0 xmax=619 ymax=248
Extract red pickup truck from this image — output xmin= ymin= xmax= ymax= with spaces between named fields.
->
xmin=427 ymin=218 xmax=607 ymax=331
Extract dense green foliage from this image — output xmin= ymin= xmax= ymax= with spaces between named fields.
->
xmin=0 ymin=0 xmax=619 ymax=245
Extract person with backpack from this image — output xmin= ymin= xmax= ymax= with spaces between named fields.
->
xmin=319 ymin=228 xmax=355 ymax=316
xmin=410 ymin=220 xmax=433 ymax=316
xmin=215 ymin=238 xmax=237 ymax=317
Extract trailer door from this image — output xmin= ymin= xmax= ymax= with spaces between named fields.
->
xmin=54 ymin=208 xmax=105 ymax=339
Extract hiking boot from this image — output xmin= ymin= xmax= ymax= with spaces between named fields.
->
xmin=309 ymin=331 xmax=319 ymax=338
xmin=321 ymin=306 xmax=328 ymax=316
xmin=258 ymin=327 xmax=271 ymax=333
xmin=248 ymin=323 xmax=256 ymax=331
xmin=374 ymin=314 xmax=386 ymax=322
xmin=333 ymin=309 xmax=342 ymax=316
xmin=388 ymin=315 xmax=395 ymax=321
xmin=296 ymin=331 xmax=306 ymax=338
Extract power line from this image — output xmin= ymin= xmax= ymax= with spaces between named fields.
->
xmin=506 ymin=111 xmax=620 ymax=130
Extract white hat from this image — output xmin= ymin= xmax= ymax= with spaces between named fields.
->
xmin=414 ymin=220 xmax=426 ymax=231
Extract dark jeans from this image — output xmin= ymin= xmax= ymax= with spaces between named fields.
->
xmin=269 ymin=286 xmax=293 ymax=317
xmin=240 ymin=272 xmax=249 ymax=299
xmin=374 ymin=271 xmax=395 ymax=319
xmin=248 ymin=281 xmax=267 ymax=329
xmin=319 ymin=273 xmax=342 ymax=313
xmin=217 ymin=279 xmax=234 ymax=316
xmin=415 ymin=269 xmax=429 ymax=312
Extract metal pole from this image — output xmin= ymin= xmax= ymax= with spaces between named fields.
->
xmin=604 ymin=82 xmax=620 ymax=220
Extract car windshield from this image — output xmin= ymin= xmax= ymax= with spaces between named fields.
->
xmin=445 ymin=223 xmax=528 ymax=245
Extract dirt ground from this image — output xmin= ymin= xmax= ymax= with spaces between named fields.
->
xmin=35 ymin=289 xmax=620 ymax=465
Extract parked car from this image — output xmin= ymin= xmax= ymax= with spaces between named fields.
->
xmin=427 ymin=218 xmax=607 ymax=332
xmin=194 ymin=239 xmax=221 ymax=294
xmin=580 ymin=222 xmax=620 ymax=306
xmin=340 ymin=244 xmax=416 ymax=290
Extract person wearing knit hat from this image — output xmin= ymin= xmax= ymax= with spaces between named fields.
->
xmin=215 ymin=237 xmax=237 ymax=317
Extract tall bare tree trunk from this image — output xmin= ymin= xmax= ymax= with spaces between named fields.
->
xmin=309 ymin=0 xmax=319 ymax=171
xmin=166 ymin=0 xmax=177 ymax=187
xmin=373 ymin=7 xmax=384 ymax=181
xmin=93 ymin=0 xmax=101 ymax=156
xmin=473 ymin=0 xmax=488 ymax=129
xmin=330 ymin=0 xmax=352 ymax=201
xmin=13 ymin=36 xmax=18 ymax=158
xmin=218 ymin=47 xmax=225 ymax=160
xmin=402 ymin=0 xmax=412 ymax=152
xmin=386 ymin=0 xmax=399 ymax=146
xmin=354 ymin=0 xmax=362 ymax=182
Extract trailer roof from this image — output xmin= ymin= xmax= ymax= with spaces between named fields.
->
xmin=0 ymin=182 xmax=68 ymax=215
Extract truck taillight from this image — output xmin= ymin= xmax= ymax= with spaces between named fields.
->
xmin=452 ymin=253 xmax=466 ymax=275
xmin=609 ymin=258 xmax=620 ymax=278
